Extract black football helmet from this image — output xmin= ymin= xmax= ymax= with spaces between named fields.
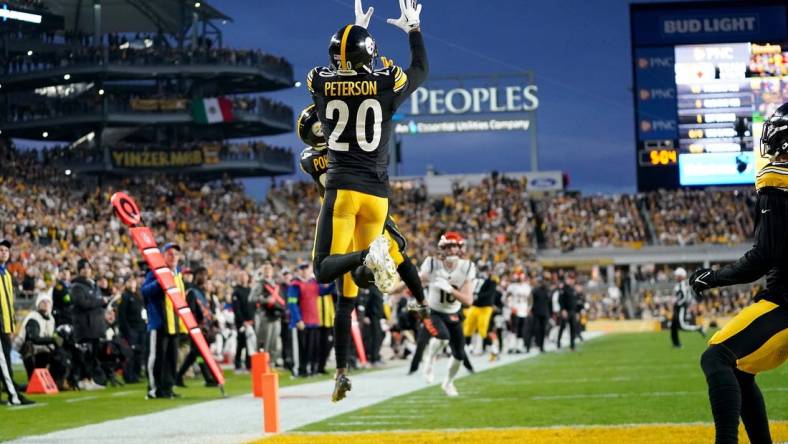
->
xmin=328 ymin=24 xmax=377 ymax=72
xmin=761 ymin=103 xmax=788 ymax=157
xmin=297 ymin=104 xmax=327 ymax=149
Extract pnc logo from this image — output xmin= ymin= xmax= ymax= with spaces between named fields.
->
xmin=640 ymin=120 xmax=676 ymax=132
xmin=639 ymin=88 xmax=675 ymax=100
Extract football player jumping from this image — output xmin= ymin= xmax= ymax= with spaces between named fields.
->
xmin=297 ymin=103 xmax=429 ymax=402
xmin=689 ymin=103 xmax=788 ymax=444
xmin=303 ymin=0 xmax=429 ymax=402
xmin=420 ymin=232 xmax=476 ymax=397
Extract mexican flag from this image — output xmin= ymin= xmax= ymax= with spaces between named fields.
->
xmin=192 ymin=97 xmax=233 ymax=124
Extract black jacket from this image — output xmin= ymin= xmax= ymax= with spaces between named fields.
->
xmin=473 ymin=278 xmax=497 ymax=307
xmin=118 ymin=289 xmax=145 ymax=338
xmin=531 ymin=284 xmax=551 ymax=317
xmin=559 ymin=285 xmax=578 ymax=314
xmin=51 ymin=279 xmax=73 ymax=326
xmin=71 ymin=276 xmax=106 ymax=341
xmin=231 ymin=285 xmax=253 ymax=328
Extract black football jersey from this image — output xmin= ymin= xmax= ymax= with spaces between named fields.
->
xmin=299 ymin=147 xmax=329 ymax=198
xmin=307 ymin=65 xmax=409 ymax=197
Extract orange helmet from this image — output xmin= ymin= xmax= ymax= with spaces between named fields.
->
xmin=438 ymin=231 xmax=465 ymax=248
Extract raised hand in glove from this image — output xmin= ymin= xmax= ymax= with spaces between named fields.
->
xmin=387 ymin=0 xmax=422 ymax=33
xmin=433 ymin=277 xmax=455 ymax=294
xmin=689 ymin=268 xmax=716 ymax=294
xmin=354 ymin=0 xmax=374 ymax=29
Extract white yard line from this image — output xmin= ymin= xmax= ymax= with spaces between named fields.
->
xmin=10 ymin=333 xmax=602 ymax=444
xmin=64 ymin=396 xmax=99 ymax=404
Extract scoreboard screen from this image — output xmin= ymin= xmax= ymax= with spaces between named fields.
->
xmin=631 ymin=1 xmax=788 ymax=191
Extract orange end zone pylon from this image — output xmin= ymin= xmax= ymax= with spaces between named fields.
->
xmin=260 ymin=372 xmax=281 ymax=434
xmin=110 ymin=192 xmax=226 ymax=393
xmin=251 ymin=352 xmax=270 ymax=398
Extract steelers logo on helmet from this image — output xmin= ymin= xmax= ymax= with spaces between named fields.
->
xmin=760 ymin=102 xmax=788 ymax=158
xmin=297 ymin=105 xmax=327 ymax=149
xmin=365 ymin=37 xmax=375 ymax=55
xmin=328 ymin=24 xmax=377 ymax=73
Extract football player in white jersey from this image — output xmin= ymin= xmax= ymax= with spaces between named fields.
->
xmin=419 ymin=232 xmax=476 ymax=397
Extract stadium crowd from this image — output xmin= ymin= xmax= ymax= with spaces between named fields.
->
xmin=0 ymin=142 xmax=763 ymax=400
xmin=2 ymin=32 xmax=293 ymax=80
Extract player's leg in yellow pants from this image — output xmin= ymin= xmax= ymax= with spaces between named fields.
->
xmin=313 ymin=189 xmax=388 ymax=285
xmin=463 ymin=306 xmax=493 ymax=339
xmin=700 ymin=299 xmax=788 ymax=444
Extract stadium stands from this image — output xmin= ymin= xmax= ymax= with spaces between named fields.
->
xmin=0 ymin=141 xmax=761 ymax=327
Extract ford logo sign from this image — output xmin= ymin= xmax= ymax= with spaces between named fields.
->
xmin=529 ymin=177 xmax=558 ymax=188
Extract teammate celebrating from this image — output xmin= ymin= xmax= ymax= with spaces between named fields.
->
xmin=301 ymin=0 xmax=429 ymax=402
xmin=689 ymin=103 xmax=788 ymax=444
xmin=297 ymin=103 xmax=429 ymax=402
xmin=420 ymin=232 xmax=476 ymax=397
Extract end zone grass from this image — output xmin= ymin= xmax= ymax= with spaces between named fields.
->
xmin=261 ymin=423 xmax=788 ymax=444
xmin=290 ymin=332 xmax=786 ymax=439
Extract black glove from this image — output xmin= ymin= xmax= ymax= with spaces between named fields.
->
xmin=689 ymin=268 xmax=716 ymax=295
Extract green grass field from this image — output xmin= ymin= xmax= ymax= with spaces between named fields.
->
xmin=3 ymin=332 xmax=787 ymax=443
xmin=299 ymin=331 xmax=787 ymax=432
xmin=0 ymin=367 xmax=337 ymax=442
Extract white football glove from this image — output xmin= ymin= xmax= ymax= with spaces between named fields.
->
xmin=433 ymin=277 xmax=455 ymax=294
xmin=354 ymin=0 xmax=374 ymax=29
xmin=387 ymin=0 xmax=421 ymax=33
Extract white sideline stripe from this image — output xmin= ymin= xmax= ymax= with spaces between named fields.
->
xmin=532 ymin=387 xmax=788 ymax=401
xmin=111 ymin=391 xmax=135 ymax=397
xmin=7 ymin=403 xmax=46 ymax=410
xmin=8 ymin=333 xmax=604 ymax=444
xmin=65 ymin=396 xmax=99 ymax=403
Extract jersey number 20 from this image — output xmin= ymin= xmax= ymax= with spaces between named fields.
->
xmin=325 ymin=99 xmax=382 ymax=152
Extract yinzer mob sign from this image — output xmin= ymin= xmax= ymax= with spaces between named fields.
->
xmin=111 ymin=149 xmax=204 ymax=169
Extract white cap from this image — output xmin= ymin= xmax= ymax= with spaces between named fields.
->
xmin=674 ymin=267 xmax=687 ymax=278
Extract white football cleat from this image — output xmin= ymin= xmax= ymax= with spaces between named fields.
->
xmin=364 ymin=235 xmax=398 ymax=292
xmin=441 ymin=380 xmax=459 ymax=397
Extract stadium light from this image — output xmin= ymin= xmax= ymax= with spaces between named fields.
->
xmin=194 ymin=2 xmax=201 ymax=7
xmin=26 ymin=50 xmax=33 ymax=56
xmin=98 ymin=89 xmax=105 ymax=95
xmin=63 ymin=74 xmax=71 ymax=80
xmin=42 ymin=131 xmax=48 ymax=138
xmin=294 ymin=81 xmax=302 ymax=87
xmin=222 ymin=20 xmax=227 ymax=25
xmin=65 ymin=169 xmax=72 ymax=176
xmin=0 ymin=7 xmax=42 ymax=24
xmin=0 ymin=130 xmax=3 ymax=135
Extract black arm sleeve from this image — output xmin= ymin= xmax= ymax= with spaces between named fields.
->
xmin=713 ymin=244 xmax=769 ymax=287
xmin=393 ymin=31 xmax=429 ymax=109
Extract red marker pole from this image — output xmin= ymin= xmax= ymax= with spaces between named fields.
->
xmin=110 ymin=192 xmax=226 ymax=393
